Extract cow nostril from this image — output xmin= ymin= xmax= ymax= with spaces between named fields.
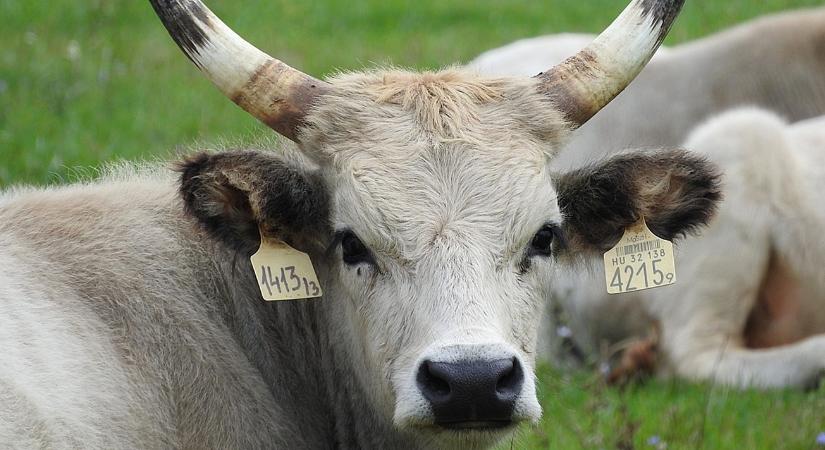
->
xmin=417 ymin=360 xmax=451 ymax=402
xmin=496 ymin=357 xmax=523 ymax=397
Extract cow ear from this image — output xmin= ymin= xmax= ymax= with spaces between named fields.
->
xmin=554 ymin=149 xmax=722 ymax=252
xmin=177 ymin=151 xmax=330 ymax=254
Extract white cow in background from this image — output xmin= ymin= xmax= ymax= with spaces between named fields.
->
xmin=551 ymin=108 xmax=825 ymax=388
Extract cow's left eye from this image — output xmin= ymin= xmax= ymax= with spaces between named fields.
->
xmin=528 ymin=224 xmax=558 ymax=257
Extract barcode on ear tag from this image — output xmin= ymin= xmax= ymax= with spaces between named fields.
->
xmin=603 ymin=218 xmax=676 ymax=295
xmin=250 ymin=233 xmax=323 ymax=301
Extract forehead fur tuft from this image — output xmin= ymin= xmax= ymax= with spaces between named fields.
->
xmin=298 ymin=67 xmax=573 ymax=162
xmin=372 ymin=68 xmax=506 ymax=137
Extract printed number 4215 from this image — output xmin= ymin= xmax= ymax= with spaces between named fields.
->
xmin=609 ymin=259 xmax=673 ymax=292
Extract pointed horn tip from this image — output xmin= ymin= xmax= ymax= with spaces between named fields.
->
xmin=150 ymin=0 xmax=327 ymax=143
xmin=150 ymin=0 xmax=215 ymax=64
xmin=637 ymin=0 xmax=686 ymax=44
xmin=537 ymin=0 xmax=684 ymax=127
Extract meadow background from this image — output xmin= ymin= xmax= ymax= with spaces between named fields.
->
xmin=2 ymin=0 xmax=824 ymax=448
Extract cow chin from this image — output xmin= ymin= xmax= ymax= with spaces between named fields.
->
xmin=391 ymin=341 xmax=542 ymax=446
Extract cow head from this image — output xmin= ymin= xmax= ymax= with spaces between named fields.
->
xmin=157 ymin=0 xmax=719 ymax=447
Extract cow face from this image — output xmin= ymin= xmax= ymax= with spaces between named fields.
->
xmin=179 ymin=69 xmax=721 ymax=449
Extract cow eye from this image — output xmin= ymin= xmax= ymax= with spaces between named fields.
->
xmin=340 ymin=230 xmax=374 ymax=266
xmin=528 ymin=224 xmax=558 ymax=257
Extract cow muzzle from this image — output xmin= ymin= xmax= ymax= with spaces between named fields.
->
xmin=416 ymin=356 xmax=524 ymax=429
xmin=394 ymin=341 xmax=540 ymax=433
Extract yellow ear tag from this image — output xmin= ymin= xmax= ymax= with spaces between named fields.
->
xmin=250 ymin=230 xmax=323 ymax=301
xmin=603 ymin=217 xmax=676 ymax=295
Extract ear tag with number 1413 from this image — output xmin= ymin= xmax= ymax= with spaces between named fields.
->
xmin=603 ymin=218 xmax=676 ymax=295
xmin=250 ymin=230 xmax=323 ymax=301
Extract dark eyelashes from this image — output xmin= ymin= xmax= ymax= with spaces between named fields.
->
xmin=549 ymin=225 xmax=567 ymax=251
xmin=325 ymin=231 xmax=346 ymax=256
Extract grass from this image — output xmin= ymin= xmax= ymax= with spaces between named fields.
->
xmin=2 ymin=1 xmax=825 ymax=448
xmin=512 ymin=366 xmax=825 ymax=449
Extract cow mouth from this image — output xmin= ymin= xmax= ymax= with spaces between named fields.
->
xmin=438 ymin=420 xmax=515 ymax=431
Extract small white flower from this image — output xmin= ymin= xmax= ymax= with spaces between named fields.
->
xmin=555 ymin=325 xmax=572 ymax=338
xmin=67 ymin=40 xmax=81 ymax=61
xmin=24 ymin=31 xmax=38 ymax=45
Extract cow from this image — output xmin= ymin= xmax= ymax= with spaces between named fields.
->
xmin=550 ymin=108 xmax=825 ymax=389
xmin=469 ymin=7 xmax=825 ymax=169
xmin=0 ymin=0 xmax=722 ymax=448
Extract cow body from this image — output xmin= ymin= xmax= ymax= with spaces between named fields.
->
xmin=551 ymin=108 xmax=825 ymax=388
xmin=0 ymin=173 xmax=346 ymax=448
xmin=469 ymin=7 xmax=825 ymax=169
xmin=0 ymin=69 xmax=720 ymax=448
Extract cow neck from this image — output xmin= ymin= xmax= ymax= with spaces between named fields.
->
xmin=219 ymin=253 xmax=421 ymax=448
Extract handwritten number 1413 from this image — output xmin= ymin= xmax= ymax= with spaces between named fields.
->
xmin=260 ymin=265 xmax=320 ymax=296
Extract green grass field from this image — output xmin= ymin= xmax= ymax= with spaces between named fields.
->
xmin=521 ymin=367 xmax=825 ymax=449
xmin=2 ymin=0 xmax=824 ymax=186
xmin=2 ymin=1 xmax=825 ymax=448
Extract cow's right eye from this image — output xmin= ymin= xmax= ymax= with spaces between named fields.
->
xmin=340 ymin=230 xmax=374 ymax=266
xmin=528 ymin=223 xmax=559 ymax=257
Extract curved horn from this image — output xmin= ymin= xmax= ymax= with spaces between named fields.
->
xmin=537 ymin=0 xmax=684 ymax=127
xmin=149 ymin=0 xmax=328 ymax=142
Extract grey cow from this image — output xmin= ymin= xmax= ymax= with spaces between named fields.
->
xmin=0 ymin=0 xmax=720 ymax=448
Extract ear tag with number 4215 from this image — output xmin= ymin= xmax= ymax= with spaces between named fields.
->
xmin=250 ymin=231 xmax=323 ymax=301
xmin=603 ymin=217 xmax=676 ymax=295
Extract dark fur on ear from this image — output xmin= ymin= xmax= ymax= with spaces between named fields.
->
xmin=554 ymin=149 xmax=722 ymax=252
xmin=176 ymin=150 xmax=330 ymax=254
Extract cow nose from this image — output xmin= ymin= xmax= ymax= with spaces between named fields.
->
xmin=416 ymin=357 xmax=524 ymax=428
